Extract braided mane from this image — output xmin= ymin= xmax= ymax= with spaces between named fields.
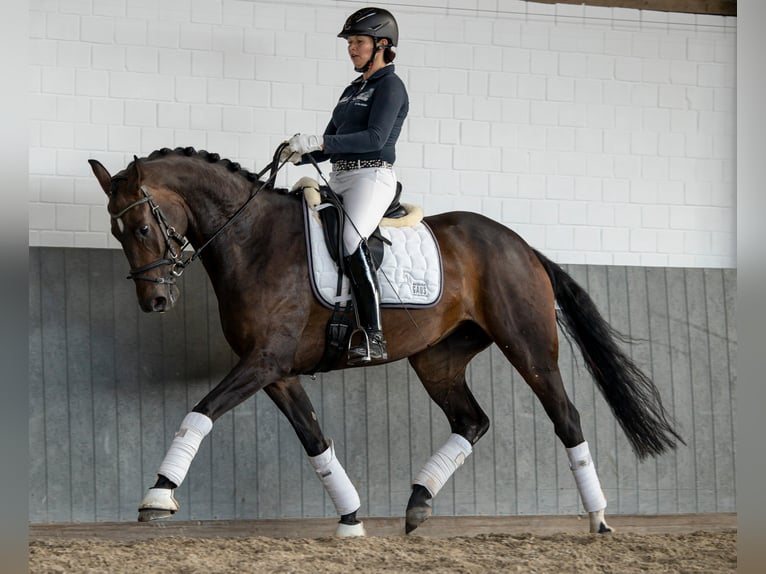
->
xmin=138 ymin=147 xmax=292 ymax=195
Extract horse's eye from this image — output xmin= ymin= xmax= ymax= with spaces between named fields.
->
xmin=139 ymin=224 xmax=150 ymax=236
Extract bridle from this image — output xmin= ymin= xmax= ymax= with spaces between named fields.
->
xmin=111 ymin=144 xmax=290 ymax=285
xmin=111 ymin=185 xmax=189 ymax=284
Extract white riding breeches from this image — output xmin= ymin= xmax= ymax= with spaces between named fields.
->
xmin=329 ymin=166 xmax=397 ymax=255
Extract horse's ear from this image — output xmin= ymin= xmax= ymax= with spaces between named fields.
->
xmin=88 ymin=159 xmax=112 ymax=196
xmin=132 ymin=155 xmax=144 ymax=183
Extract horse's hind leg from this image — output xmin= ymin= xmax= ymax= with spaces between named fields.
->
xmin=405 ymin=322 xmax=492 ymax=534
xmin=263 ymin=377 xmax=364 ymax=537
xmin=491 ymin=307 xmax=612 ymax=533
xmin=523 ymin=365 xmax=612 ymax=533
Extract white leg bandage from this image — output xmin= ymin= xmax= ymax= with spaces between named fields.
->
xmin=308 ymin=441 xmax=360 ymax=516
xmin=157 ymin=412 xmax=213 ymax=487
xmin=413 ymin=433 xmax=473 ymax=497
xmin=566 ymin=441 xmax=607 ymax=513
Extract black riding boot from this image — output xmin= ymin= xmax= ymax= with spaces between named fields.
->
xmin=344 ymin=242 xmax=387 ymax=365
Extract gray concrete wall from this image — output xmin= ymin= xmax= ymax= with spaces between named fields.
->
xmin=29 ymin=247 xmax=736 ymax=523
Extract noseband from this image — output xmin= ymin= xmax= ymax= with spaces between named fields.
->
xmin=111 ymin=185 xmax=189 ymax=284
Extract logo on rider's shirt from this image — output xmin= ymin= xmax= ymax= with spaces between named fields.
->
xmin=339 ymin=87 xmax=375 ymax=107
xmin=355 ymin=88 xmax=374 ymax=102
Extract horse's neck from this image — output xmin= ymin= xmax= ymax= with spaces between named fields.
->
xmin=182 ymin=181 xmax=259 ymax=246
xmin=183 ymin=184 xmax=292 ymax=276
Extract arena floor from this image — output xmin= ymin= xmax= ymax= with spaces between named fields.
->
xmin=30 ymin=514 xmax=737 ymax=573
xmin=30 ymin=512 xmax=736 ymax=540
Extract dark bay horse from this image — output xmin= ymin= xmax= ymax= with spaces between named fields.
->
xmin=88 ymin=147 xmax=682 ymax=536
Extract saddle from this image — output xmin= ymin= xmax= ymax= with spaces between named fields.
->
xmin=315 ymin=180 xmax=407 ymax=269
xmin=292 ymin=177 xmax=409 ymax=374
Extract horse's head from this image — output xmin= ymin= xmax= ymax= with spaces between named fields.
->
xmin=89 ymin=157 xmax=189 ymax=313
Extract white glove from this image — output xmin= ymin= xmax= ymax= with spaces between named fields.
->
xmin=278 ymin=142 xmax=302 ymax=164
xmin=289 ymin=133 xmax=323 ymax=155
xmin=279 ymin=134 xmax=323 ymax=165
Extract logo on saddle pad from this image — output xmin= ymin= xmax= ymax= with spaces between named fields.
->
xmin=298 ymin=179 xmax=443 ymax=309
xmin=411 ymin=279 xmax=428 ymax=297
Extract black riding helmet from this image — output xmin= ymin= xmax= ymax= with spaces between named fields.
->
xmin=338 ymin=8 xmax=399 ymax=72
xmin=338 ymin=7 xmax=398 ymax=46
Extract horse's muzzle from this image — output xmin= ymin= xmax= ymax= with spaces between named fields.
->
xmin=138 ymin=283 xmax=179 ymax=313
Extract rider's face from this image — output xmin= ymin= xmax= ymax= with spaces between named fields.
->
xmin=346 ymin=35 xmax=375 ymax=68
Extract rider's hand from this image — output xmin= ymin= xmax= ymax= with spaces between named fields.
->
xmin=278 ymin=142 xmax=302 ymax=165
xmin=279 ymin=134 xmax=323 ymax=165
xmin=289 ymin=134 xmax=323 ymax=156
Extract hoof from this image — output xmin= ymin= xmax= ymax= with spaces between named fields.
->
xmin=596 ymin=521 xmax=613 ymax=534
xmin=588 ymin=509 xmax=614 ymax=534
xmin=137 ymin=508 xmax=176 ymax=522
xmin=137 ymin=487 xmax=179 ymax=522
xmin=405 ymin=505 xmax=432 ymax=534
xmin=336 ymin=521 xmax=366 ymax=537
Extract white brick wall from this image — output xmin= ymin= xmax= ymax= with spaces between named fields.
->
xmin=27 ymin=1 xmax=736 ymax=267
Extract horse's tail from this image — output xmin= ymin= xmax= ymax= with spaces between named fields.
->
xmin=532 ymin=248 xmax=684 ymax=459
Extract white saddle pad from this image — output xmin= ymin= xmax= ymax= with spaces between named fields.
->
xmin=302 ymin=196 xmax=443 ymax=309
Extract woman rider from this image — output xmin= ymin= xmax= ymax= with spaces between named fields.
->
xmin=283 ymin=7 xmax=409 ymax=365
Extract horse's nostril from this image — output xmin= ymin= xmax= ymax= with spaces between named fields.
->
xmin=152 ymin=296 xmax=167 ymax=312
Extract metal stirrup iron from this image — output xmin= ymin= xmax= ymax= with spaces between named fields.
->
xmin=348 ymin=327 xmax=373 ymax=364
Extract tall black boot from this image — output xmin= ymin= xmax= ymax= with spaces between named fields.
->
xmin=343 ymin=242 xmax=387 ymax=365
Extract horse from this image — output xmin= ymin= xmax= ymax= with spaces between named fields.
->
xmin=88 ymin=146 xmax=683 ymax=537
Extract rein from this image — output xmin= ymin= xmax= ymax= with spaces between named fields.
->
xmin=114 ymin=144 xmax=290 ymax=284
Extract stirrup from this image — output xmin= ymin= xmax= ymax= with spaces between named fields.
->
xmin=347 ymin=329 xmax=387 ymax=365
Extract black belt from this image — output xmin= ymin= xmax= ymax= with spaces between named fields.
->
xmin=332 ymin=159 xmax=394 ymax=171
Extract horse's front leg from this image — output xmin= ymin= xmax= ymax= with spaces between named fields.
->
xmin=137 ymin=361 xmax=365 ymax=536
xmin=264 ymin=377 xmax=365 ymax=537
xmin=405 ymin=331 xmax=492 ymax=534
xmin=137 ymin=356 xmax=277 ymax=522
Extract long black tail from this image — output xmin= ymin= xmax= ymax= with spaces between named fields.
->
xmin=533 ymin=249 xmax=684 ymax=459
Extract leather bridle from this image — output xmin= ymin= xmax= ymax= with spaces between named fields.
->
xmin=110 ymin=185 xmax=188 ymax=284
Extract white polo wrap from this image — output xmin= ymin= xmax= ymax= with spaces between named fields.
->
xmin=157 ymin=412 xmax=213 ymax=487
xmin=413 ymin=433 xmax=473 ymax=497
xmin=308 ymin=441 xmax=360 ymax=516
xmin=566 ymin=441 xmax=607 ymax=512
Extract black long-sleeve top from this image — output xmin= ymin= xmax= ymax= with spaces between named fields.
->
xmin=311 ymin=64 xmax=409 ymax=165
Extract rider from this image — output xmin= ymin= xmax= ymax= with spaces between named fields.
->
xmin=282 ymin=7 xmax=409 ymax=365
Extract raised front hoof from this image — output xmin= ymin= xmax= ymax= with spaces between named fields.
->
xmin=405 ymin=484 xmax=433 ymax=534
xmin=405 ymin=505 xmax=432 ymax=534
xmin=137 ymin=487 xmax=179 ymax=522
xmin=137 ymin=508 xmax=176 ymax=522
